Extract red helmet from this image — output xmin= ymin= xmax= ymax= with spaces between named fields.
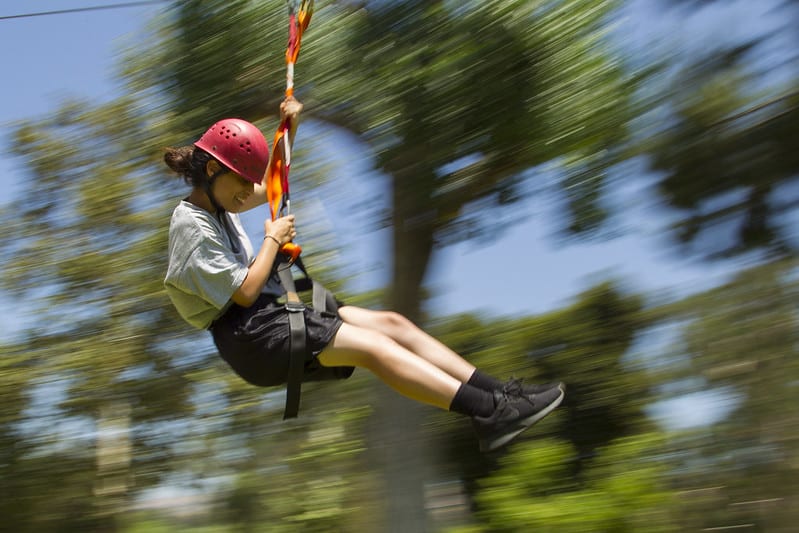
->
xmin=194 ymin=118 xmax=269 ymax=184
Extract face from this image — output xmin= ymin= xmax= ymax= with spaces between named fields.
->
xmin=206 ymin=162 xmax=255 ymax=213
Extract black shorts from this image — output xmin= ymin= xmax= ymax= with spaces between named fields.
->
xmin=210 ymin=294 xmax=353 ymax=387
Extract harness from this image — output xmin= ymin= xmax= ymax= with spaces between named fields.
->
xmin=275 ymin=255 xmax=337 ymax=419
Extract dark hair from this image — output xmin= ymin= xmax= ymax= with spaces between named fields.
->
xmin=163 ymin=146 xmax=215 ymax=188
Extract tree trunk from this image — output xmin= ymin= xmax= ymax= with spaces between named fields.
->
xmin=94 ymin=401 xmax=131 ymax=532
xmin=368 ymin=173 xmax=438 ymax=532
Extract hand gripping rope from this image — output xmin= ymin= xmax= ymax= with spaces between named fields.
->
xmin=266 ymin=0 xmax=314 ymax=263
xmin=267 ymin=0 xmax=339 ymax=420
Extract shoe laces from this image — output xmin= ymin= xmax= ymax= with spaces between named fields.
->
xmin=497 ymin=378 xmax=537 ymax=411
xmin=501 ymin=377 xmax=525 ymax=396
xmin=493 ymin=389 xmax=511 ymax=408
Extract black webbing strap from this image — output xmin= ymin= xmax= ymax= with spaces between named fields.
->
xmin=293 ymin=261 xmax=338 ymax=315
xmin=277 ymin=260 xmax=306 ymax=420
xmin=312 ymin=280 xmax=336 ymax=314
xmin=275 ymin=256 xmax=338 ymax=419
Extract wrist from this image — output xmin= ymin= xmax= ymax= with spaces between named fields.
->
xmin=264 ymin=234 xmax=281 ymax=247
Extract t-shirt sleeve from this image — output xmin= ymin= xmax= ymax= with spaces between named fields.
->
xmin=178 ymin=232 xmax=249 ymax=310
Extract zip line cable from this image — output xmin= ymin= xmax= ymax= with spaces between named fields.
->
xmin=0 ymin=1 xmax=167 ymax=21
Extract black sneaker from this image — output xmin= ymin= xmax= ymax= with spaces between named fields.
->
xmin=472 ymin=385 xmax=565 ymax=453
xmin=503 ymin=378 xmax=565 ymax=397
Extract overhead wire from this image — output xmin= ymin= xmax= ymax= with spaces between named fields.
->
xmin=0 ymin=1 xmax=168 ymax=21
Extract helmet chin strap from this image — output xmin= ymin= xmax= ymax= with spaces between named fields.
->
xmin=204 ymin=168 xmax=242 ymax=254
xmin=204 ymin=168 xmax=227 ymax=214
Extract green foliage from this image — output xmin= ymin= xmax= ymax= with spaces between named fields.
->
xmin=640 ymin=46 xmax=799 ymax=258
xmin=647 ymin=259 xmax=799 ymax=530
xmin=205 ymin=397 xmax=375 ymax=532
xmin=470 ymin=434 xmax=678 ymax=532
xmin=0 ymin=348 xmax=116 ymax=531
xmin=143 ymin=0 xmax=289 ymax=131
xmin=427 ymin=281 xmax=662 ymax=530
xmin=434 ymin=282 xmax=653 ymax=461
xmin=307 ymin=0 xmax=631 ymax=242
xmin=0 ymin=92 xmax=205 ymax=529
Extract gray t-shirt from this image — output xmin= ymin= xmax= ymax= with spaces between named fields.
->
xmin=164 ymin=200 xmax=280 ymax=329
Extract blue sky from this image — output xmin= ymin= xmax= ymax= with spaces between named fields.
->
xmin=0 ymin=2 xmax=151 ymax=120
xmin=0 ymin=1 xmax=791 ymax=337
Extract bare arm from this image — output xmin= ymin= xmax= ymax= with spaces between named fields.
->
xmin=231 ymin=215 xmax=296 ymax=307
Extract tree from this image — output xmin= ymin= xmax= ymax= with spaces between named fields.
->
xmin=645 ymin=61 xmax=799 ymax=258
xmin=0 ymin=98 xmax=201 ymax=530
xmin=638 ymin=0 xmax=799 ymax=258
xmin=0 ymin=342 xmax=42 ymax=533
xmin=648 ymin=259 xmax=799 ymax=531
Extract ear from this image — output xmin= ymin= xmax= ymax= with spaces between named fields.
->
xmin=205 ymin=159 xmax=222 ymax=177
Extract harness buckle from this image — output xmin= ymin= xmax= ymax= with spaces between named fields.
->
xmin=285 ymin=301 xmax=305 ymax=313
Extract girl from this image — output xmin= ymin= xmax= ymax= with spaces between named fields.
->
xmin=163 ymin=97 xmax=564 ymax=452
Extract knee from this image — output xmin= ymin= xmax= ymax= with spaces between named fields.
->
xmin=376 ymin=310 xmax=415 ymax=335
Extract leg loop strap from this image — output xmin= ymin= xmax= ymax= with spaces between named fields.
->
xmin=276 ymin=256 xmax=338 ymax=419
xmin=283 ymin=300 xmax=306 ymax=420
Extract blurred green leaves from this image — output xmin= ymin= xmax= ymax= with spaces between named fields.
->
xmin=472 ymin=434 xmax=677 ymax=533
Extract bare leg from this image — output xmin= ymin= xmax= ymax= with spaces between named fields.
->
xmin=317 ymin=322 xmax=462 ymax=410
xmin=337 ymin=306 xmax=477 ymax=383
